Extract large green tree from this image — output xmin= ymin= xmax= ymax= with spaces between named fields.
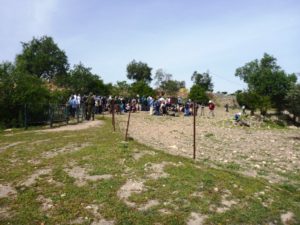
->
xmin=16 ymin=36 xmax=69 ymax=83
xmin=235 ymin=53 xmax=297 ymax=112
xmin=126 ymin=60 xmax=152 ymax=83
xmin=68 ymin=63 xmax=108 ymax=96
xmin=191 ymin=71 xmax=213 ymax=92
xmin=130 ymin=80 xmax=155 ymax=97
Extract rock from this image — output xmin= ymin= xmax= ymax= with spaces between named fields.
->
xmin=281 ymin=212 xmax=294 ymax=225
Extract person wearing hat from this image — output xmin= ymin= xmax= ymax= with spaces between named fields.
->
xmin=208 ymin=100 xmax=215 ymax=117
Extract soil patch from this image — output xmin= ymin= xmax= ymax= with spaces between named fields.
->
xmin=37 ymin=195 xmax=54 ymax=213
xmin=42 ymin=120 xmax=103 ymax=132
xmin=117 ymin=179 xmax=145 ymax=207
xmin=0 ymin=184 xmax=17 ymax=198
xmin=0 ymin=206 xmax=13 ymax=219
xmin=187 ymin=212 xmax=207 ymax=225
xmin=65 ymin=166 xmax=113 ymax=187
xmin=144 ymin=162 xmax=171 ymax=180
xmin=138 ymin=199 xmax=160 ymax=211
xmin=281 ymin=212 xmax=294 ymax=225
xmin=20 ymin=168 xmax=52 ymax=187
xmin=41 ymin=143 xmax=90 ymax=159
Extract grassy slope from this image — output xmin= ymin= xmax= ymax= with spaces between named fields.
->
xmin=0 ymin=117 xmax=299 ymax=225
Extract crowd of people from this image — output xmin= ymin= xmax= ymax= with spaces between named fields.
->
xmin=66 ymin=94 xmax=218 ymax=119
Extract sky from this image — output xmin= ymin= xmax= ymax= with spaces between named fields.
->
xmin=1 ymin=0 xmax=300 ymax=93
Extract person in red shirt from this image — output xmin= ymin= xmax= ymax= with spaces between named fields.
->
xmin=208 ymin=100 xmax=215 ymax=117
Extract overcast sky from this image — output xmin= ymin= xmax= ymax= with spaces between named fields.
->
xmin=1 ymin=0 xmax=299 ymax=93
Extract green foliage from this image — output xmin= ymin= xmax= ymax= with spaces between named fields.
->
xmin=188 ymin=84 xmax=209 ymax=103
xmin=0 ymin=36 xmax=115 ymax=128
xmin=235 ymin=53 xmax=297 ymax=112
xmin=236 ymin=91 xmax=271 ymax=115
xmin=16 ymin=36 xmax=69 ymax=83
xmin=130 ymin=80 xmax=155 ymax=97
xmin=67 ymin=63 xmax=109 ymax=96
xmin=191 ymin=71 xmax=213 ymax=91
xmin=285 ymin=84 xmax=300 ymax=120
xmin=126 ymin=60 xmax=152 ymax=83
xmin=0 ymin=61 xmax=51 ymax=127
xmin=160 ymin=79 xmax=185 ymax=96
xmin=111 ymin=81 xmax=131 ymax=97
xmin=153 ymin=69 xmax=185 ymax=96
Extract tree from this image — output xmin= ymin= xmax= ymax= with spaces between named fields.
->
xmin=160 ymin=80 xmax=185 ymax=96
xmin=235 ymin=53 xmax=297 ymax=112
xmin=236 ymin=91 xmax=271 ymax=115
xmin=111 ymin=81 xmax=131 ymax=97
xmin=0 ymin=61 xmax=51 ymax=127
xmin=191 ymin=71 xmax=213 ymax=92
xmin=68 ymin=63 xmax=108 ymax=95
xmin=188 ymin=85 xmax=209 ymax=104
xmin=153 ymin=69 xmax=172 ymax=88
xmin=285 ymin=84 xmax=300 ymax=122
xmin=130 ymin=80 xmax=155 ymax=97
xmin=126 ymin=60 xmax=152 ymax=83
xmin=153 ymin=69 xmax=185 ymax=96
xmin=16 ymin=36 xmax=69 ymax=83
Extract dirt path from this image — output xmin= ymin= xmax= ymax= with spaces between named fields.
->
xmin=42 ymin=120 xmax=103 ymax=132
xmin=116 ymin=109 xmax=300 ymax=183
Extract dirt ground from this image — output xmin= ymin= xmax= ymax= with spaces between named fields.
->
xmin=116 ymin=108 xmax=300 ymax=184
xmin=42 ymin=120 xmax=103 ymax=132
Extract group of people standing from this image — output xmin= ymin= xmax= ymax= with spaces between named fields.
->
xmin=67 ymin=93 xmax=96 ymax=120
xmin=67 ymin=94 xmax=217 ymax=119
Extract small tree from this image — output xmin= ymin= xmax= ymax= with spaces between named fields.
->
xmin=188 ymin=85 xmax=209 ymax=104
xmin=236 ymin=91 xmax=271 ymax=115
xmin=153 ymin=69 xmax=172 ymax=88
xmin=126 ymin=60 xmax=152 ymax=83
xmin=285 ymin=84 xmax=300 ymax=122
xmin=191 ymin=71 xmax=213 ymax=92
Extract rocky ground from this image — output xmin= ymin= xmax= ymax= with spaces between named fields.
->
xmin=116 ymin=108 xmax=300 ymax=184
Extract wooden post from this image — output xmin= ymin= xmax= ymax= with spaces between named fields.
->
xmin=125 ymin=106 xmax=132 ymax=141
xmin=193 ymin=102 xmax=196 ymax=159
